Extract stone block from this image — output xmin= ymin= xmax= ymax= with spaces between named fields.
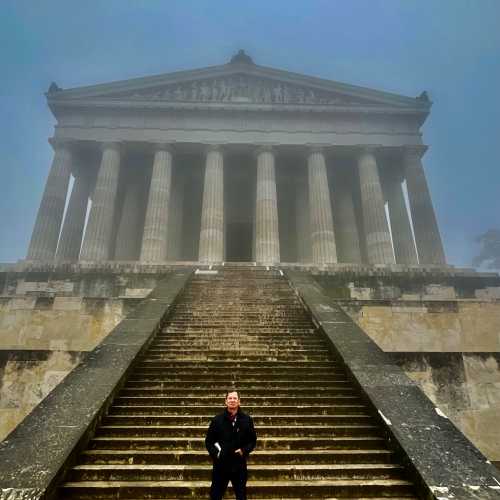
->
xmin=15 ymin=280 xmax=41 ymax=295
xmin=123 ymin=288 xmax=153 ymax=298
xmin=347 ymin=283 xmax=372 ymax=300
xmin=49 ymin=281 xmax=74 ymax=293
xmin=475 ymin=287 xmax=500 ymax=300
xmin=49 ymin=340 xmax=69 ymax=350
xmin=43 ymin=370 xmax=69 ymax=387
xmin=53 ymin=297 xmax=82 ymax=311
xmin=8 ymin=298 xmax=37 ymax=310
xmin=423 ymin=284 xmax=456 ymax=300
xmin=18 ymin=325 xmax=43 ymax=344
xmin=391 ymin=305 xmax=427 ymax=313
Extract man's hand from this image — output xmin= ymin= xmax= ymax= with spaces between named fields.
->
xmin=234 ymin=448 xmax=243 ymax=456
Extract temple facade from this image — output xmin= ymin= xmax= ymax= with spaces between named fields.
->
xmin=27 ymin=51 xmax=446 ymax=266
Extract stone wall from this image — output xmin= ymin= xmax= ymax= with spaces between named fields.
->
xmin=313 ymin=270 xmax=500 ymax=464
xmin=0 ymin=264 xmax=177 ymax=441
xmin=342 ymin=300 xmax=500 ymax=352
xmin=2 ymin=264 xmax=500 ymax=466
xmin=0 ymin=350 xmax=86 ymax=441
xmin=392 ymin=353 xmax=500 ymax=466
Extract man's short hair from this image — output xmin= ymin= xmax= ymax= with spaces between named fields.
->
xmin=225 ymin=389 xmax=239 ymax=399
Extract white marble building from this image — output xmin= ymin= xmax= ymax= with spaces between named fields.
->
xmin=27 ymin=50 xmax=445 ymax=266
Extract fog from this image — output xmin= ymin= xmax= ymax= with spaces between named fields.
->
xmin=1 ymin=0 xmax=499 ymax=267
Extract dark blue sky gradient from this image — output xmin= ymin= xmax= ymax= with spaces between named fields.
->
xmin=1 ymin=0 xmax=499 ymax=266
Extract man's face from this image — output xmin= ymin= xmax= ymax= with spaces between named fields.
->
xmin=225 ymin=391 xmax=240 ymax=412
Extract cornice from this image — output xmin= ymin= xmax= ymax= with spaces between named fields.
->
xmin=48 ymin=98 xmax=429 ymax=118
xmin=46 ymin=62 xmax=430 ymax=111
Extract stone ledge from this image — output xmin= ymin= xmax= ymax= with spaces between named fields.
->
xmin=0 ymin=268 xmax=193 ymax=500
xmin=1 ymin=261 xmax=498 ymax=280
xmin=285 ymin=270 xmax=500 ymax=500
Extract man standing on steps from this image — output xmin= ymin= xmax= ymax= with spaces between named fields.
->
xmin=205 ymin=389 xmax=257 ymax=500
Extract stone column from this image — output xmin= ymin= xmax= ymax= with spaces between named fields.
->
xmin=27 ymin=139 xmax=72 ymax=260
xmin=140 ymin=145 xmax=173 ymax=262
xmin=198 ymin=146 xmax=224 ymax=263
xmin=56 ymin=172 xmax=90 ymax=261
xmin=80 ymin=142 xmax=121 ymax=261
xmin=332 ymin=166 xmax=362 ymax=263
xmin=296 ymin=169 xmax=311 ymax=263
xmin=167 ymin=170 xmax=184 ymax=260
xmin=308 ymin=148 xmax=337 ymax=264
xmin=404 ymin=147 xmax=446 ymax=264
xmin=115 ymin=169 xmax=144 ymax=261
xmin=255 ymin=147 xmax=280 ymax=264
xmin=383 ymin=168 xmax=418 ymax=265
xmin=357 ymin=148 xmax=395 ymax=264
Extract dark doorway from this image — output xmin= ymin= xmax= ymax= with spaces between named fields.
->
xmin=226 ymin=222 xmax=253 ymax=261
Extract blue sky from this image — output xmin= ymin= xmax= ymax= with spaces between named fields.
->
xmin=1 ymin=0 xmax=499 ymax=266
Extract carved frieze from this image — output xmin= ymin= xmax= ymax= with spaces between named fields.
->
xmin=114 ymin=75 xmax=363 ymax=106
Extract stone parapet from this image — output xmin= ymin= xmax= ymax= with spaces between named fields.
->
xmin=285 ymin=270 xmax=500 ymax=499
xmin=0 ymin=269 xmax=193 ymax=500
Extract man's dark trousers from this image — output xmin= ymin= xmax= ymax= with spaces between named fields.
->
xmin=210 ymin=456 xmax=247 ymax=500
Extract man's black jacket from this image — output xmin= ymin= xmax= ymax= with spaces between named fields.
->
xmin=205 ymin=408 xmax=257 ymax=462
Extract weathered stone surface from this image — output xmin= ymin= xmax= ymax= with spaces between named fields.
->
xmin=393 ymin=352 xmax=500 ymax=462
xmin=198 ymin=147 xmax=224 ymax=263
xmin=357 ymin=149 xmax=394 ymax=264
xmin=286 ymin=270 xmax=500 ymax=499
xmin=0 ymin=350 xmax=84 ymax=442
xmin=255 ymin=147 xmax=280 ymax=264
xmin=27 ymin=142 xmax=72 ymax=262
xmin=330 ymin=165 xmax=362 ymax=263
xmin=405 ymin=147 xmax=446 ymax=265
xmin=114 ymin=166 xmax=146 ymax=261
xmin=80 ymin=143 xmax=121 ymax=261
xmin=140 ymin=146 xmax=173 ymax=262
xmin=308 ymin=149 xmax=337 ymax=264
xmin=382 ymin=167 xmax=418 ymax=265
xmin=0 ymin=269 xmax=192 ymax=498
xmin=56 ymin=173 xmax=91 ymax=261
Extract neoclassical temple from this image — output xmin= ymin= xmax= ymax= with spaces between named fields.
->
xmin=27 ymin=50 xmax=445 ymax=266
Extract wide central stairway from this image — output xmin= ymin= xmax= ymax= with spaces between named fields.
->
xmin=60 ymin=267 xmax=419 ymax=499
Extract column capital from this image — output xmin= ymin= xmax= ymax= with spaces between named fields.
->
xmin=403 ymin=145 xmax=428 ymax=161
xmin=100 ymin=141 xmax=122 ymax=154
xmin=152 ymin=142 xmax=175 ymax=154
xmin=48 ymin=137 xmax=73 ymax=151
xmin=254 ymin=145 xmax=275 ymax=157
xmin=307 ymin=145 xmax=326 ymax=156
xmin=357 ymin=145 xmax=381 ymax=156
xmin=204 ymin=144 xmax=224 ymax=155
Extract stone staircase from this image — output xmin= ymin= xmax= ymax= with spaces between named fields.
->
xmin=59 ymin=267 xmax=419 ymax=499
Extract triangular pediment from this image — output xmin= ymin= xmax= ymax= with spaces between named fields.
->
xmin=47 ymin=56 xmax=430 ymax=113
xmin=100 ymin=73 xmax=381 ymax=107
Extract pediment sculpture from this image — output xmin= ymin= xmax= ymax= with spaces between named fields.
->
xmin=116 ymin=75 xmax=364 ymax=105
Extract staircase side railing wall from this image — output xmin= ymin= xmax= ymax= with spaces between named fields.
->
xmin=0 ymin=269 xmax=193 ymax=500
xmin=285 ymin=270 xmax=500 ymax=500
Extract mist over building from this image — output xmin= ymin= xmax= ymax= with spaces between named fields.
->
xmin=1 ymin=8 xmax=500 ymax=499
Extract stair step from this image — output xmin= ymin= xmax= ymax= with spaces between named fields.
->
xmin=60 ymin=479 xmax=416 ymax=499
xmin=68 ymin=463 xmax=405 ymax=481
xmin=81 ymin=449 xmax=394 ymax=465
xmin=114 ymin=395 xmax=363 ymax=405
xmin=117 ymin=388 xmax=355 ymax=397
xmin=122 ymin=382 xmax=351 ymax=389
xmin=96 ymin=425 xmax=381 ymax=438
xmin=108 ymin=404 xmax=369 ymax=415
xmin=102 ymin=414 xmax=372 ymax=426
xmin=58 ymin=269 xmax=417 ymax=499
xmin=88 ymin=436 xmax=389 ymax=451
